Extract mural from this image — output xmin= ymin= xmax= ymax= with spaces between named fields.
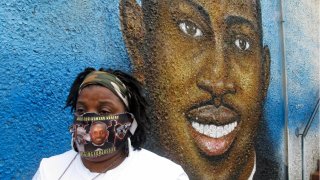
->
xmin=120 ymin=0 xmax=278 ymax=179
xmin=0 ymin=0 xmax=318 ymax=179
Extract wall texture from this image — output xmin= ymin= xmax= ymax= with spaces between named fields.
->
xmin=0 ymin=0 xmax=318 ymax=179
xmin=284 ymin=0 xmax=319 ymax=179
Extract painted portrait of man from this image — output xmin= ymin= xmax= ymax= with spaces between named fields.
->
xmin=120 ymin=0 xmax=279 ymax=179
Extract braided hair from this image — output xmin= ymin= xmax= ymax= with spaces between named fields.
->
xmin=65 ymin=67 xmax=149 ymax=150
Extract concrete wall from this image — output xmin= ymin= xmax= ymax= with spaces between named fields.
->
xmin=284 ymin=0 xmax=319 ymax=179
xmin=0 ymin=0 xmax=318 ymax=179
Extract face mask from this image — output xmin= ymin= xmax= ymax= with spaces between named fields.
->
xmin=71 ymin=112 xmax=137 ymax=159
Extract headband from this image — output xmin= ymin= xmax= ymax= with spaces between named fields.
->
xmin=79 ymin=71 xmax=130 ymax=109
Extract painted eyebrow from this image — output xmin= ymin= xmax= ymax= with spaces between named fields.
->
xmin=174 ymin=0 xmax=211 ymax=25
xmin=225 ymin=16 xmax=257 ymax=32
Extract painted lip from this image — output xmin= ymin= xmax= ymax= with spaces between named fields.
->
xmin=186 ymin=104 xmax=240 ymax=156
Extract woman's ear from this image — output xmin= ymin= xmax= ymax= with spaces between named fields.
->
xmin=120 ymin=0 xmax=146 ymax=84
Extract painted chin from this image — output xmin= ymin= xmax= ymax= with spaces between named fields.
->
xmin=186 ymin=105 xmax=240 ymax=156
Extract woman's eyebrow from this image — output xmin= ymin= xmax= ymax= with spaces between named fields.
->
xmin=98 ymin=100 xmax=117 ymax=107
xmin=76 ymin=101 xmax=85 ymax=105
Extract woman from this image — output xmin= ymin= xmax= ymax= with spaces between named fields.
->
xmin=33 ymin=67 xmax=188 ymax=180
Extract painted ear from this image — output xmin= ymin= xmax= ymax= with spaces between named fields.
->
xmin=262 ymin=45 xmax=271 ymax=98
xmin=120 ymin=0 xmax=145 ymax=84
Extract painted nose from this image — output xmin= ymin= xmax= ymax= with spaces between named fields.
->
xmin=196 ymin=47 xmax=236 ymax=103
xmin=197 ymin=78 xmax=236 ymax=97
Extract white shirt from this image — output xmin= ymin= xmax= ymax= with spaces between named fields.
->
xmin=33 ymin=140 xmax=189 ymax=180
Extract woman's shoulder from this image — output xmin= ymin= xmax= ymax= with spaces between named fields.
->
xmin=40 ymin=150 xmax=77 ymax=167
xmin=33 ymin=150 xmax=77 ymax=179
xmin=43 ymin=150 xmax=77 ymax=161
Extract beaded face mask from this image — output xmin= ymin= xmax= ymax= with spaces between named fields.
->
xmin=71 ymin=112 xmax=137 ymax=159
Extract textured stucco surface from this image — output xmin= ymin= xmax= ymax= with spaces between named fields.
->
xmin=0 ymin=0 xmax=318 ymax=179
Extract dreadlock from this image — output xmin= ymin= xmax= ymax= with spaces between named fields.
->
xmin=65 ymin=67 xmax=149 ymax=150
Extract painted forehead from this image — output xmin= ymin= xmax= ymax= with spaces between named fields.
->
xmin=168 ymin=0 xmax=260 ymax=11
xmin=165 ymin=0 xmax=261 ymax=30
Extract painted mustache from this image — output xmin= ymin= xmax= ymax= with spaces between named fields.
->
xmin=186 ymin=104 xmax=239 ymax=125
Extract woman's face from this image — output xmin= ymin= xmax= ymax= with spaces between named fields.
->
xmin=75 ymin=85 xmax=126 ymax=162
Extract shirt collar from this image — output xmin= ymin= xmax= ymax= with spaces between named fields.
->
xmin=248 ymin=151 xmax=256 ymax=180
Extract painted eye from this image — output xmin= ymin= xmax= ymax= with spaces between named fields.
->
xmin=234 ymin=38 xmax=250 ymax=51
xmin=179 ymin=20 xmax=203 ymax=38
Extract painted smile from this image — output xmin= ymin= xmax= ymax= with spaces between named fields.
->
xmin=186 ymin=105 xmax=240 ymax=156
xmin=191 ymin=121 xmax=238 ymax=138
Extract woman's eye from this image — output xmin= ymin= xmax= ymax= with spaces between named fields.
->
xmin=234 ymin=38 xmax=250 ymax=51
xmin=99 ymin=110 xmax=110 ymax=116
xmin=178 ymin=20 xmax=203 ymax=38
xmin=75 ymin=109 xmax=85 ymax=116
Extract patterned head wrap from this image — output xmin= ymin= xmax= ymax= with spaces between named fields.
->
xmin=79 ymin=71 xmax=130 ymax=109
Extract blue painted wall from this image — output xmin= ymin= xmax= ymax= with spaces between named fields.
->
xmin=0 ymin=0 xmax=318 ymax=179
xmin=0 ymin=0 xmax=131 ymax=178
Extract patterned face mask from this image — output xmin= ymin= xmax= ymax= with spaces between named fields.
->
xmin=71 ymin=112 xmax=137 ymax=159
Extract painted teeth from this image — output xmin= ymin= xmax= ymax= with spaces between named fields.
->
xmin=191 ymin=121 xmax=238 ymax=138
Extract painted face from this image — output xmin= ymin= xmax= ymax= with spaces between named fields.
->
xmin=76 ymin=85 xmax=126 ymax=161
xmin=122 ymin=0 xmax=270 ymax=179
